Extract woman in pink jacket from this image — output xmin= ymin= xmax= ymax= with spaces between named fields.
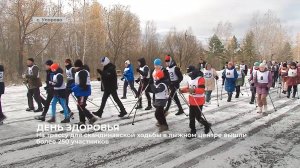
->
xmin=254 ymin=63 xmax=272 ymax=113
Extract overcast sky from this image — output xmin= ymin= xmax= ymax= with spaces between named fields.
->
xmin=97 ymin=0 xmax=300 ymax=43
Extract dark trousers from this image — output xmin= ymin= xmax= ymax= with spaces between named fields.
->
xmin=235 ymin=86 xmax=241 ymax=98
xmin=272 ymin=73 xmax=279 ymax=87
xmin=27 ymin=88 xmax=42 ymax=109
xmin=189 ymin=106 xmax=208 ymax=133
xmin=165 ymin=85 xmax=183 ymax=112
xmin=137 ymin=81 xmax=151 ymax=107
xmin=123 ymin=80 xmax=138 ymax=97
xmin=99 ymin=90 xmax=126 ymax=112
xmin=77 ymin=96 xmax=94 ymax=123
xmin=41 ymin=90 xmax=54 ymax=116
xmin=0 ymin=95 xmax=3 ymax=118
xmin=250 ymin=85 xmax=256 ymax=103
xmin=155 ymin=106 xmax=168 ymax=126
xmin=65 ymin=88 xmax=72 ymax=112
xmin=287 ymin=85 xmax=297 ymax=97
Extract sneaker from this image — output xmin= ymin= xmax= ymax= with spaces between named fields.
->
xmin=34 ymin=108 xmax=43 ymax=112
xmin=92 ymin=111 xmax=103 ymax=118
xmin=26 ymin=108 xmax=34 ymax=111
xmin=145 ymin=106 xmax=152 ymax=110
xmin=47 ymin=117 xmax=56 ymax=123
xmin=249 ymin=101 xmax=254 ymax=104
xmin=175 ymin=110 xmax=184 ymax=115
xmin=61 ymin=118 xmax=70 ymax=123
xmin=159 ymin=125 xmax=169 ymax=132
xmin=118 ymin=111 xmax=128 ymax=117
xmin=0 ymin=115 xmax=7 ymax=123
xmin=135 ymin=105 xmax=142 ymax=109
xmin=204 ymin=123 xmax=211 ymax=134
xmin=59 ymin=110 xmax=64 ymax=114
xmin=120 ymin=97 xmax=127 ymax=99
xmin=89 ymin=117 xmax=98 ymax=124
xmin=257 ymin=107 xmax=263 ymax=113
xmin=34 ymin=115 xmax=45 ymax=121
xmin=186 ymin=130 xmax=197 ymax=139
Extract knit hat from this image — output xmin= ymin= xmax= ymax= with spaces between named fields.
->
xmin=259 ymin=63 xmax=266 ymax=68
xmin=100 ymin=56 xmax=110 ymax=66
xmin=125 ymin=60 xmax=130 ymax=64
xmin=50 ymin=63 xmax=59 ymax=72
xmin=165 ymin=55 xmax=172 ymax=62
xmin=45 ymin=60 xmax=53 ymax=66
xmin=282 ymin=63 xmax=287 ymax=68
xmin=74 ymin=59 xmax=83 ymax=67
xmin=290 ymin=62 xmax=296 ymax=67
xmin=154 ymin=58 xmax=162 ymax=66
xmin=254 ymin=62 xmax=260 ymax=67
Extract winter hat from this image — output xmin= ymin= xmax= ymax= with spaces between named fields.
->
xmin=45 ymin=60 xmax=53 ymax=66
xmin=254 ymin=62 xmax=260 ymax=67
xmin=74 ymin=59 xmax=83 ymax=67
xmin=165 ymin=55 xmax=172 ymax=62
xmin=259 ymin=63 xmax=266 ymax=68
xmin=290 ymin=62 xmax=296 ymax=67
xmin=27 ymin=58 xmax=34 ymax=62
xmin=187 ymin=65 xmax=196 ymax=73
xmin=65 ymin=59 xmax=72 ymax=64
xmin=153 ymin=69 xmax=164 ymax=80
xmin=154 ymin=58 xmax=162 ymax=66
xmin=50 ymin=63 xmax=59 ymax=72
xmin=282 ymin=63 xmax=287 ymax=68
xmin=125 ymin=60 xmax=130 ymax=64
xmin=100 ymin=56 xmax=110 ymax=66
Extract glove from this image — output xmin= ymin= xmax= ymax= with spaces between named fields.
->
xmin=121 ymin=77 xmax=124 ymax=81
xmin=136 ymin=68 xmax=140 ymax=73
xmin=215 ymin=76 xmax=219 ymax=80
xmin=97 ymin=77 xmax=101 ymax=81
xmin=135 ymin=79 xmax=140 ymax=83
xmin=44 ymin=87 xmax=48 ymax=91
xmin=97 ymin=69 xmax=102 ymax=74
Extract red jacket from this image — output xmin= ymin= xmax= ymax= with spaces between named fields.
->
xmin=180 ymin=77 xmax=205 ymax=106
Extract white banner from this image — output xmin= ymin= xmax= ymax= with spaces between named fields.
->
xmin=32 ymin=17 xmax=67 ymax=23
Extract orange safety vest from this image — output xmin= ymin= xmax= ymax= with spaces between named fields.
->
xmin=181 ymin=77 xmax=205 ymax=106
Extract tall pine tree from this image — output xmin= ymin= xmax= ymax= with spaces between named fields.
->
xmin=241 ymin=31 xmax=257 ymax=66
xmin=208 ymin=34 xmax=225 ymax=69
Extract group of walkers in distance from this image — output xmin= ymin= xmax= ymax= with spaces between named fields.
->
xmin=0 ymin=56 xmax=299 ymax=139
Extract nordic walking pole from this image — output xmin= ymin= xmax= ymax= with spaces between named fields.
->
xmin=190 ymin=96 xmax=214 ymax=134
xmin=175 ymin=91 xmax=190 ymax=116
xmin=268 ymin=92 xmax=277 ymax=111
xmin=86 ymin=98 xmax=100 ymax=108
xmin=131 ymin=84 xmax=150 ymax=125
xmin=128 ymin=83 xmax=149 ymax=118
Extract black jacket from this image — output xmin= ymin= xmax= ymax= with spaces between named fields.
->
xmin=168 ymin=61 xmax=183 ymax=88
xmin=99 ymin=63 xmax=118 ymax=92
xmin=0 ymin=65 xmax=4 ymax=95
xmin=66 ymin=64 xmax=75 ymax=88
xmin=44 ymin=70 xmax=54 ymax=94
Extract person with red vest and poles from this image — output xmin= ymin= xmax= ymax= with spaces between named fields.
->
xmin=286 ymin=62 xmax=298 ymax=98
xmin=180 ymin=65 xmax=211 ymax=139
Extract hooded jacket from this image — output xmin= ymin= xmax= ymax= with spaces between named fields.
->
xmin=72 ymin=66 xmax=91 ymax=97
xmin=99 ymin=63 xmax=118 ymax=92
xmin=137 ymin=58 xmax=150 ymax=79
xmin=167 ymin=60 xmax=183 ymax=87
xmin=123 ymin=64 xmax=135 ymax=82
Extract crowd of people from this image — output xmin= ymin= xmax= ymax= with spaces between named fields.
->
xmin=0 ymin=56 xmax=299 ymax=139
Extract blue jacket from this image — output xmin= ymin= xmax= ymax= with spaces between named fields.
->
xmin=72 ymin=84 xmax=91 ymax=97
xmin=222 ymin=67 xmax=238 ymax=92
xmin=123 ymin=64 xmax=134 ymax=82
